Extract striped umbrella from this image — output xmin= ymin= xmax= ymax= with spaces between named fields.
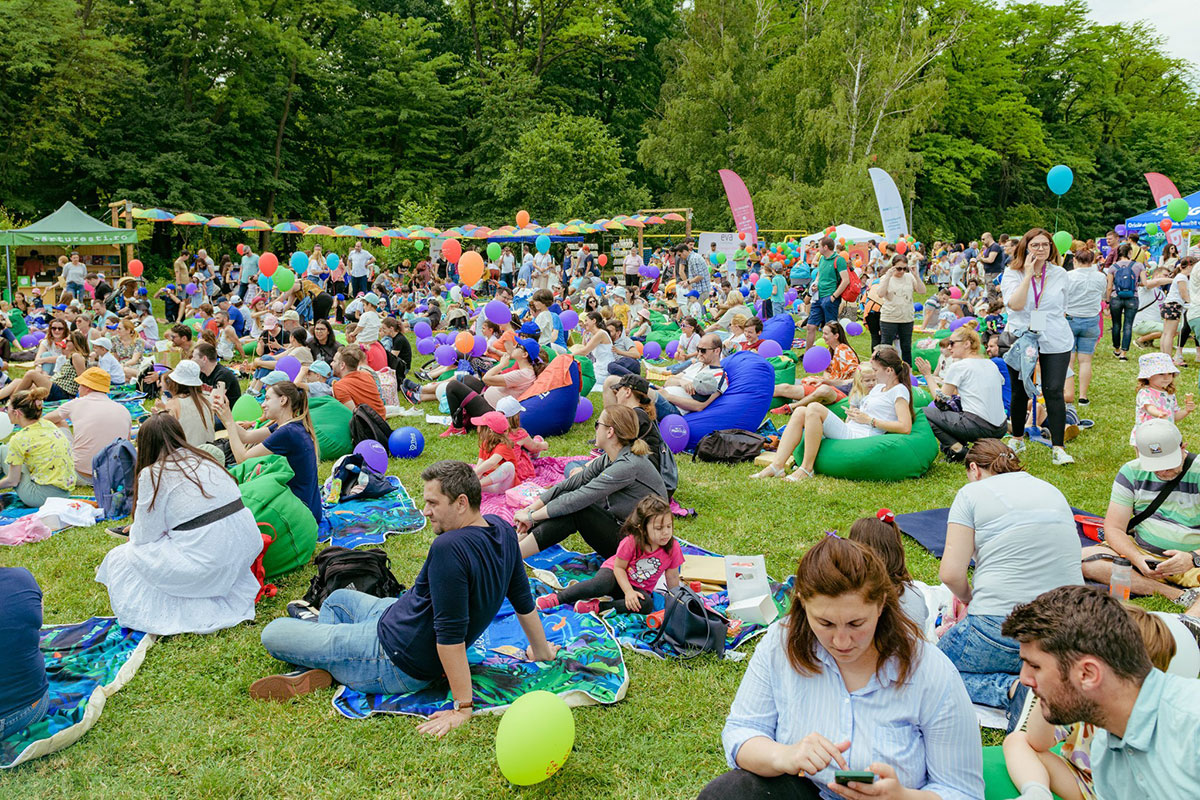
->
xmin=382 ymin=229 xmax=406 ymax=239
xmin=333 ymin=225 xmax=365 ymax=237
xmin=304 ymin=224 xmax=337 ymax=236
xmin=409 ymin=230 xmax=434 ymax=239
xmin=468 ymin=227 xmax=492 ymax=239
xmin=172 ymin=212 xmax=209 ymax=226
xmin=662 ymin=212 xmax=686 ymax=222
xmin=135 ymin=208 xmax=175 ymax=221
xmin=207 ymin=215 xmax=244 ymax=229
xmin=645 ymin=215 xmax=666 ymax=224
xmin=364 ymin=227 xmax=385 ymax=238
xmin=442 ymin=230 xmax=463 ymax=239
xmin=273 ymin=221 xmax=306 ymax=234
xmin=603 ymin=220 xmax=627 ymax=231
xmin=240 ymin=218 xmax=272 ymax=231
xmin=567 ymin=219 xmax=587 ymax=226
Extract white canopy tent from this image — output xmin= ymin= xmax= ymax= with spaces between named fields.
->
xmin=800 ymin=224 xmax=882 ymax=247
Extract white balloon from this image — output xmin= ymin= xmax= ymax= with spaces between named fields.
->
xmin=839 ymin=318 xmax=852 ymax=328
xmin=1151 ymin=611 xmax=1200 ymax=678
xmin=0 ymin=413 xmax=13 ymax=441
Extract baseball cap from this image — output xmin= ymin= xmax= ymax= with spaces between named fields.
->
xmin=616 ymin=374 xmax=650 ymax=396
xmin=280 ymin=310 xmax=300 ymax=323
xmin=692 ymin=371 xmax=721 ymax=396
xmin=76 ymin=367 xmax=112 ymax=394
xmin=519 ymin=337 xmax=542 ymax=363
xmin=470 ymin=410 xmax=510 ymax=434
xmin=262 ymin=314 xmax=279 ymax=331
xmin=262 ymin=370 xmax=290 ymax=387
xmin=519 ymin=321 xmax=541 ymax=338
xmin=1133 ymin=419 xmax=1183 ymax=471
xmin=494 ymin=396 xmax=525 ymax=417
xmin=363 ymin=292 xmax=382 ymax=307
xmin=92 ymin=336 xmax=113 ymax=351
xmin=308 ymin=360 xmax=332 ymax=378
xmin=685 ymin=290 xmax=700 ymax=298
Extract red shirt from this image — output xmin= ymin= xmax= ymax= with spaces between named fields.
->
xmin=333 ymin=370 xmax=385 ymax=417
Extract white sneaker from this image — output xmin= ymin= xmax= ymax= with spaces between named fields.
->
xmin=1052 ymin=447 xmax=1075 ymax=465
xmin=1005 ymin=436 xmax=1026 ymax=455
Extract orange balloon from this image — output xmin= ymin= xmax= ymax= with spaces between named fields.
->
xmin=454 ymin=331 xmax=474 ymax=354
xmin=459 ymin=251 xmax=485 ymax=285
xmin=516 ymin=209 xmax=530 ymax=228
xmin=895 ymin=241 xmax=908 ymax=255
xmin=1160 ymin=218 xmax=1173 ymax=232
xmin=259 ymin=252 xmax=279 ymax=276
xmin=442 ymin=239 xmax=462 ymax=264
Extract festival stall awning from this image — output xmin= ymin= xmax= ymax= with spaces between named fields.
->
xmin=1125 ymin=190 xmax=1200 ymax=232
xmin=0 ymin=201 xmax=139 ymax=247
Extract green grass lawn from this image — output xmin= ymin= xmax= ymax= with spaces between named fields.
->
xmin=0 ymin=325 xmax=1187 ymax=799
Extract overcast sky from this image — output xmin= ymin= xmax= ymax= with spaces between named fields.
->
xmin=1032 ymin=0 xmax=1199 ymax=72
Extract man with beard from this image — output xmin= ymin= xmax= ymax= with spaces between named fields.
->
xmin=1002 ymin=585 xmax=1200 ymax=799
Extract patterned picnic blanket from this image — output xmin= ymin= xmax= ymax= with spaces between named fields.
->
xmin=332 ymin=590 xmax=628 ymax=719
xmin=1 ymin=617 xmax=155 ymax=769
xmin=318 ymin=476 xmax=427 ymax=549
xmin=526 ymin=541 xmax=793 ymax=658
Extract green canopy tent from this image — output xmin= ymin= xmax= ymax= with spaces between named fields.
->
xmin=0 ymin=201 xmax=138 ymax=301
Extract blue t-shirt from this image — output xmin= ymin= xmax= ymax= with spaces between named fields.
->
xmin=228 ymin=305 xmax=247 ymax=336
xmin=264 ymin=421 xmax=323 ymax=523
xmin=0 ymin=567 xmax=47 ymax=717
xmin=990 ymin=356 xmax=1012 ymax=413
xmin=377 ymin=515 xmax=534 ymax=681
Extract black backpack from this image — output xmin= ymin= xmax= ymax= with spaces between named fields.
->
xmin=649 ymin=585 xmax=729 ymax=659
xmin=349 ymin=403 xmax=392 ymax=448
xmin=303 ymin=547 xmax=405 ymax=608
xmin=692 ymin=429 xmax=768 ymax=463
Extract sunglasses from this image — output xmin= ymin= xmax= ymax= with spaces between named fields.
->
xmin=594 ymin=420 xmax=611 ymax=430
xmin=697 ymin=345 xmax=719 ymax=353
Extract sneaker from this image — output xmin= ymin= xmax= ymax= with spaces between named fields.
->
xmin=1177 ymin=587 xmax=1200 ymax=610
xmin=400 ymin=380 xmax=421 ymax=404
xmin=1078 ymin=397 xmax=1089 ymax=405
xmin=107 ymin=525 xmax=130 ymax=540
xmin=249 ymin=668 xmax=333 ymax=701
xmin=573 ymin=599 xmax=601 ymax=615
xmin=286 ymin=600 xmax=319 ymax=622
xmin=1004 ymin=436 xmax=1026 ymax=456
xmin=1051 ymin=447 xmax=1075 ymax=465
xmin=1064 ymin=424 xmax=1080 ymax=442
xmin=439 ymin=426 xmax=466 ymax=438
xmin=535 ymin=593 xmax=561 ymax=612
xmin=1005 ymin=680 xmax=1035 ymax=734
xmin=1077 ymin=418 xmax=1095 ymax=429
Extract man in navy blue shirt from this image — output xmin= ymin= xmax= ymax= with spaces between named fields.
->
xmin=0 ymin=567 xmax=49 ymax=739
xmin=252 ymin=461 xmax=559 ymax=737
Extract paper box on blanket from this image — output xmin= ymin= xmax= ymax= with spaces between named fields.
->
xmin=227 ymin=455 xmax=318 ymax=579
xmin=309 ymin=395 xmax=354 ymax=460
xmin=505 ymin=483 xmax=542 ymax=509
xmin=681 ymin=554 xmax=726 ymax=585
xmin=724 ymin=555 xmax=776 ymax=626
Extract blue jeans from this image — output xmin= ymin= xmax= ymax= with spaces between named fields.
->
xmin=1067 ymin=314 xmax=1100 ymax=354
xmin=65 ymin=281 xmax=85 ymax=300
xmin=350 ymin=274 xmax=370 ymax=298
xmin=1109 ymin=295 xmax=1138 ymax=351
xmin=937 ymin=613 xmax=1021 ymax=708
xmin=805 ymin=295 xmax=840 ymax=328
xmin=654 ymin=393 xmax=681 ymax=419
xmin=260 ymin=589 xmax=432 ymax=695
xmin=0 ymin=689 xmax=49 ymax=738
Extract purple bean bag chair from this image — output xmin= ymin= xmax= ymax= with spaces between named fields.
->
xmin=762 ymin=314 xmax=796 ymax=351
xmin=683 ymin=351 xmax=775 ymax=449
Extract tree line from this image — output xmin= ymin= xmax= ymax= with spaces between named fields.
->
xmin=1 ymin=0 xmax=1196 ymax=242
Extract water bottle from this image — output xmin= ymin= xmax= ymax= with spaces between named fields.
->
xmin=1109 ymin=558 xmax=1132 ymax=601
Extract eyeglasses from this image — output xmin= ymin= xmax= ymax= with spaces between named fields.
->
xmin=1028 ymin=242 xmax=1051 ymax=249
xmin=697 ymin=346 xmax=719 ymax=353
xmin=594 ymin=420 xmax=611 ymax=430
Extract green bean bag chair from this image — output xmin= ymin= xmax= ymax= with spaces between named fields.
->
xmin=228 ymin=455 xmax=319 ymax=579
xmin=649 ymin=310 xmax=679 ymax=333
xmin=794 ymin=399 xmax=939 ymax=482
xmin=308 ymin=394 xmax=354 ymax=460
xmin=981 ymin=745 xmax=1065 ymax=800
xmin=768 ymin=351 xmax=798 ymax=410
xmin=8 ymin=309 xmax=28 ymax=340
xmin=242 ymin=341 xmax=257 ymax=356
xmin=575 ymin=355 xmax=595 ymax=395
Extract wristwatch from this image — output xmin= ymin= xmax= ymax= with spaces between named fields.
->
xmin=452 ymin=698 xmax=474 ymax=712
xmin=1191 ymin=551 xmax=1200 ymax=569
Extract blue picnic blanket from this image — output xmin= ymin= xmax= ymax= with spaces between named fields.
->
xmin=1 ymin=617 xmax=154 ymax=768
xmin=332 ymin=589 xmax=627 ymax=719
xmin=317 ymin=476 xmax=427 ymax=549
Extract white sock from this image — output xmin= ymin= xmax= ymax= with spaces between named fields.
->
xmin=1018 ymin=782 xmax=1053 ymax=800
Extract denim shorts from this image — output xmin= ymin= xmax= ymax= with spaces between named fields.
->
xmin=805 ymin=295 xmax=840 ymax=327
xmin=1067 ymin=314 xmax=1100 ymax=354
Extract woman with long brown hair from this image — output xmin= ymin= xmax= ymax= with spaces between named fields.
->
xmin=95 ymin=413 xmax=262 ymax=636
xmin=158 ymin=359 xmax=215 ymax=447
xmin=698 ymin=536 xmax=982 ymax=800
xmin=0 ymin=331 xmax=89 ymax=402
xmin=1002 ymin=227 xmax=1075 ymax=465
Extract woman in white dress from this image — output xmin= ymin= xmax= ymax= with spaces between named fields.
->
xmin=572 ymin=311 xmax=614 ymax=387
xmin=95 ymin=413 xmax=262 ymax=636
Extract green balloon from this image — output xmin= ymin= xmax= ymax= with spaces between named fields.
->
xmin=231 ymin=394 xmax=262 ymax=423
xmin=717 ymin=252 xmax=727 ymax=264
xmin=1052 ymin=230 xmax=1073 ymax=254
xmin=495 ymin=690 xmax=574 ymax=785
xmin=1146 ymin=222 xmax=1160 ymax=235
xmin=274 ymin=267 xmax=296 ymax=291
xmin=487 ymin=242 xmax=502 ymax=261
xmin=414 ymin=240 xmax=425 ymax=251
xmin=1167 ymin=197 xmax=1190 ymax=222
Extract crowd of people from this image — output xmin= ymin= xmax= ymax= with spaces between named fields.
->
xmin=1 ymin=223 xmax=1198 ymax=798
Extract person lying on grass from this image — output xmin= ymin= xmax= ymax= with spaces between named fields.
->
xmin=251 ymin=460 xmax=559 ymax=738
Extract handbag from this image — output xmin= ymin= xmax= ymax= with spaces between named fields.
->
xmin=1127 ymin=452 xmax=1196 ymax=555
xmin=649 ymin=585 xmax=729 ymax=659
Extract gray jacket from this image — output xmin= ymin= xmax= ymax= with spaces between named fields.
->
xmin=540 ymin=447 xmax=666 ymax=521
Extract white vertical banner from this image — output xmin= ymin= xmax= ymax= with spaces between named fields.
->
xmin=868 ymin=167 xmax=909 ymax=241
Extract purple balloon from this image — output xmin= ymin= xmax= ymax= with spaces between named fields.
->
xmin=845 ymin=321 xmax=864 ymax=336
xmin=559 ymin=309 xmax=579 ymax=330
xmin=643 ymin=341 xmax=662 ymax=359
xmin=461 ymin=286 xmax=473 ymax=298
xmin=485 ymin=300 xmax=511 ymax=325
xmin=417 ymin=337 xmax=436 ymax=355
xmin=949 ymin=316 xmax=970 ymax=331
xmin=758 ymin=340 xmax=783 ymax=359
xmin=665 ymin=340 xmax=680 ymax=358
xmin=646 ymin=265 xmax=660 ymax=279
xmin=1115 ymin=223 xmax=1128 ymax=237
xmin=354 ymin=440 xmax=388 ymax=475
xmin=185 ymin=282 xmax=198 ymax=295
xmin=414 ymin=321 xmax=432 ymax=339
xmin=18 ymin=334 xmax=37 ymax=348
xmin=435 ymin=344 xmax=458 ymax=367
xmin=660 ymin=414 xmax=690 ymax=454
xmin=784 ymin=289 xmax=798 ymax=304
xmin=802 ymin=346 xmax=832 ymax=374
xmin=574 ymin=396 xmax=594 ymax=424
xmin=275 ymin=355 xmax=302 ymax=381
xmin=471 ymin=334 xmax=488 ymax=357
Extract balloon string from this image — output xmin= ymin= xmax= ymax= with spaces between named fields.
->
xmin=1055 ymin=196 xmax=1060 ymax=231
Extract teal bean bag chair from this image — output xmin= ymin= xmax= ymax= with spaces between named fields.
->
xmin=308 ymin=394 xmax=354 ymax=460
xmin=768 ymin=351 xmax=798 ymax=410
xmin=793 ymin=399 xmax=939 ymax=481
xmin=228 ymin=455 xmax=319 ymax=579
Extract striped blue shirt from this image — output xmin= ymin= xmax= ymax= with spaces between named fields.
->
xmin=721 ymin=623 xmax=984 ymax=800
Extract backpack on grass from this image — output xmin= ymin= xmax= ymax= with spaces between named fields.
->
xmin=91 ymin=438 xmax=136 ymax=520
xmin=692 ymin=429 xmax=768 ymax=463
xmin=303 ymin=547 xmax=405 ymax=608
xmin=349 ymin=403 xmax=392 ymax=449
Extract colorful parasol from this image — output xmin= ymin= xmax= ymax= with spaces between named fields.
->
xmin=207 ymin=216 xmax=244 ymax=229
xmin=135 ymin=208 xmax=175 ymax=221
xmin=273 ymin=221 xmax=307 ymax=234
xmin=304 ymin=224 xmax=337 ymax=236
xmin=662 ymin=212 xmax=686 ymax=222
xmin=240 ymin=218 xmax=272 ymax=231
xmin=172 ymin=212 xmax=209 ymax=226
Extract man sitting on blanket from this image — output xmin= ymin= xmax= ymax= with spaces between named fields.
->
xmin=251 ymin=460 xmax=560 ymax=736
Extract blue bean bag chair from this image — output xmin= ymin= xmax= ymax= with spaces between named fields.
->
xmin=518 ymin=355 xmax=581 ymax=438
xmin=683 ymin=351 xmax=775 ymax=449
xmin=762 ymin=314 xmax=796 ymax=351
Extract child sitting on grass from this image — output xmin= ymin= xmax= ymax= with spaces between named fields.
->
xmin=495 ymin=395 xmax=546 ymax=481
xmin=848 ymin=509 xmax=928 ymax=628
xmin=470 ymin=410 xmax=520 ymax=494
xmin=536 ymin=494 xmax=681 ymax=615
xmin=1002 ymin=604 xmax=1175 ymax=800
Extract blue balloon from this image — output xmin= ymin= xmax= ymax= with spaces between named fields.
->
xmin=258 ymin=274 xmax=274 ymax=290
xmin=1047 ymin=164 xmax=1074 ymax=196
xmin=535 ymin=234 xmax=551 ymax=254
xmin=755 ymin=277 xmax=772 ymax=299
xmin=325 ymin=253 xmax=339 ymax=269
xmin=290 ymin=251 xmax=308 ymax=271
xmin=709 ymin=253 xmax=719 ymax=265
xmin=740 ymin=287 xmax=751 ymax=297
xmin=389 ymin=427 xmax=425 ymax=458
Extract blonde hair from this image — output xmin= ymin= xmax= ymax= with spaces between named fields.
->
xmin=1124 ymin=604 xmax=1176 ymax=672
xmin=848 ymin=363 xmax=877 ymax=405
xmin=601 ymin=405 xmax=650 ymax=456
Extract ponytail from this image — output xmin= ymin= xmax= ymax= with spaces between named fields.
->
xmin=267 ymin=381 xmax=319 ymax=463
xmin=965 ymin=438 xmax=1023 ymax=475
xmin=630 ymin=438 xmax=650 ymax=457
xmin=604 ymin=405 xmax=649 ymax=455
xmin=870 ymin=344 xmax=914 ymax=418
xmin=9 ymin=386 xmax=48 ymax=420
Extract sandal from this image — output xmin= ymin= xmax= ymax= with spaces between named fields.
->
xmin=750 ymin=463 xmax=787 ymax=479
xmin=783 ymin=466 xmax=815 ymax=483
xmin=770 ymin=404 xmax=794 ymax=415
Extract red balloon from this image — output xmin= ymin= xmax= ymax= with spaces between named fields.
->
xmin=381 ymin=236 xmax=392 ymax=247
xmin=236 ymin=243 xmax=245 ymax=255
xmin=442 ymin=239 xmax=463 ymax=264
xmin=738 ymin=231 xmax=746 ymax=240
xmin=599 ymin=254 xmax=608 ymax=267
xmin=259 ymin=252 xmax=279 ymax=276
xmin=1160 ymin=219 xmax=1173 ymax=232
xmin=895 ymin=241 xmax=908 ymax=255
xmin=128 ymin=259 xmax=144 ymax=277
